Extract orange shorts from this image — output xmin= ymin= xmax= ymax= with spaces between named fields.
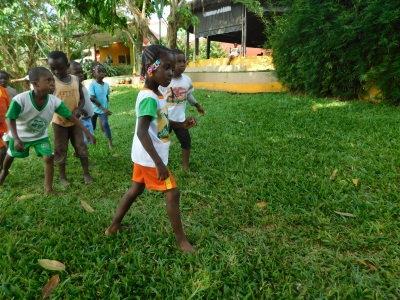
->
xmin=132 ymin=163 xmax=177 ymax=191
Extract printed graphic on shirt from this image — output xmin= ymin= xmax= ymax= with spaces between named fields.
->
xmin=157 ymin=106 xmax=170 ymax=142
xmin=26 ymin=116 xmax=48 ymax=135
xmin=166 ymin=87 xmax=188 ymax=106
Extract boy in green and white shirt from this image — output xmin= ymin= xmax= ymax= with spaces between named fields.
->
xmin=0 ymin=67 xmax=96 ymax=195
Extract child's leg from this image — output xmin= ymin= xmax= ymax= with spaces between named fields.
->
xmin=106 ymin=181 xmax=145 ymax=234
xmin=174 ymin=128 xmax=191 ymax=171
xmin=91 ymin=113 xmax=98 ymax=131
xmin=52 ymin=123 xmax=70 ymax=185
xmin=99 ymin=113 xmax=112 ymax=148
xmin=0 ymin=146 xmax=6 ymax=171
xmin=0 ymin=154 xmax=14 ymax=185
xmin=70 ymin=125 xmax=93 ymax=184
xmin=43 ymin=155 xmax=59 ymax=195
xmin=164 ymin=188 xmax=197 ymax=253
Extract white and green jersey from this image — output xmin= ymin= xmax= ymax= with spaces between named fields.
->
xmin=6 ymin=91 xmax=72 ymax=141
xmin=131 ymin=88 xmax=170 ymax=167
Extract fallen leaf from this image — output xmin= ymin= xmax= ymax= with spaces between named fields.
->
xmin=330 ymin=169 xmax=338 ymax=180
xmin=311 ymin=106 xmax=317 ymax=111
xmin=38 ymin=259 xmax=66 ymax=271
xmin=42 ymin=274 xmax=60 ymax=299
xmin=352 ymin=178 xmax=359 ymax=186
xmin=16 ymin=194 xmax=37 ymax=201
xmin=189 ymin=110 xmax=194 ymax=112
xmin=256 ymin=202 xmax=267 ymax=208
xmin=206 ymin=94 xmax=211 ymax=98
xmin=81 ymin=200 xmax=95 ymax=213
xmin=122 ymin=111 xmax=127 ymax=114
xmin=357 ymin=259 xmax=377 ymax=271
xmin=316 ymin=202 xmax=325 ymax=210
xmin=239 ymin=121 xmax=245 ymax=124
xmin=112 ymin=154 xmax=120 ymax=157
xmin=334 ymin=211 xmax=355 ymax=218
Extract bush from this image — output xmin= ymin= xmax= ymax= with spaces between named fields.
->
xmin=82 ymin=60 xmax=120 ymax=79
xmin=114 ymin=65 xmax=133 ymax=76
xmin=268 ymin=0 xmax=400 ymax=101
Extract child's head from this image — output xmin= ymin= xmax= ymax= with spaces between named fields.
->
xmin=141 ymin=45 xmax=175 ymax=87
xmin=171 ymin=49 xmax=186 ymax=77
xmin=0 ymin=71 xmax=9 ymax=88
xmin=91 ymin=63 xmax=106 ymax=81
xmin=68 ymin=61 xmax=84 ymax=82
xmin=234 ymin=43 xmax=238 ymax=48
xmin=28 ymin=67 xmax=55 ymax=94
xmin=47 ymin=51 xmax=69 ymax=80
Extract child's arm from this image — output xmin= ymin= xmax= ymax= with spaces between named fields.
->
xmin=137 ymin=116 xmax=169 ymax=180
xmin=73 ymin=82 xmax=85 ymax=118
xmin=90 ymin=95 xmax=112 ymax=115
xmin=66 ymin=115 xmax=96 ymax=144
xmin=7 ymin=119 xmax=25 ymax=151
xmin=169 ymin=116 xmax=198 ymax=130
xmin=187 ymin=93 xmax=205 ymax=115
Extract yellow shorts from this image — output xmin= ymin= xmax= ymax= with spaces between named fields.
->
xmin=132 ymin=163 xmax=177 ymax=191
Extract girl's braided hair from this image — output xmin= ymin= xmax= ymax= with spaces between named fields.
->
xmin=141 ymin=44 xmax=173 ymax=80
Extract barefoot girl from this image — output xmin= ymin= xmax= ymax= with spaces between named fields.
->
xmin=106 ymin=45 xmax=198 ymax=254
xmin=89 ymin=64 xmax=113 ymax=149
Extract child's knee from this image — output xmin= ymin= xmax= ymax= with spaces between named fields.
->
xmin=43 ymin=155 xmax=54 ymax=163
xmin=165 ymin=188 xmax=180 ymax=201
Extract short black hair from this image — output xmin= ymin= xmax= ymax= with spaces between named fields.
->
xmin=172 ymin=49 xmax=184 ymax=56
xmin=68 ymin=61 xmax=81 ymax=69
xmin=0 ymin=71 xmax=9 ymax=79
xmin=48 ymin=51 xmax=69 ymax=65
xmin=28 ymin=67 xmax=52 ymax=82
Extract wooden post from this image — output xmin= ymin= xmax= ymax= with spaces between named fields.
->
xmin=241 ymin=5 xmax=247 ymax=57
xmin=186 ymin=29 xmax=190 ymax=61
xmin=206 ymin=38 xmax=211 ymax=59
xmin=94 ymin=44 xmax=97 ymax=61
xmin=194 ymin=38 xmax=199 ymax=62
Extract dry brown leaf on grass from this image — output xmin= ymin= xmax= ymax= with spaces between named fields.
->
xmin=42 ymin=274 xmax=60 ymax=299
xmin=112 ymin=154 xmax=120 ymax=157
xmin=81 ymin=200 xmax=95 ymax=213
xmin=357 ymin=259 xmax=377 ymax=271
xmin=352 ymin=178 xmax=359 ymax=186
xmin=206 ymin=94 xmax=211 ymax=98
xmin=38 ymin=259 xmax=66 ymax=271
xmin=334 ymin=211 xmax=355 ymax=218
xmin=239 ymin=121 xmax=245 ymax=124
xmin=330 ymin=169 xmax=338 ymax=180
xmin=256 ymin=202 xmax=267 ymax=208
xmin=311 ymin=106 xmax=317 ymax=111
xmin=189 ymin=109 xmax=194 ymax=112
xmin=16 ymin=194 xmax=38 ymax=201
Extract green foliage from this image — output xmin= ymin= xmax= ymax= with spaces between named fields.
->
xmin=269 ymin=0 xmax=400 ymax=101
xmin=82 ymin=60 xmax=120 ymax=79
xmin=113 ymin=65 xmax=134 ymax=76
xmin=1 ymin=89 xmax=400 ymax=298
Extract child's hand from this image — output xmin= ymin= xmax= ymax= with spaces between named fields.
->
xmin=14 ymin=138 xmax=26 ymax=152
xmin=102 ymin=108 xmax=112 ymax=116
xmin=87 ymin=133 xmax=96 ymax=145
xmin=155 ymin=162 xmax=169 ymax=180
xmin=197 ymin=106 xmax=205 ymax=116
xmin=183 ymin=116 xmax=198 ymax=129
xmin=73 ymin=108 xmax=83 ymax=118
xmin=82 ymin=109 xmax=88 ymax=117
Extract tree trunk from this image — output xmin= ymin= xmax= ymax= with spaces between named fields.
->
xmin=167 ymin=20 xmax=178 ymax=49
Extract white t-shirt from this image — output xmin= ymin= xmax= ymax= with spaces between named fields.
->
xmin=6 ymin=91 xmax=71 ymax=141
xmin=131 ymin=89 xmax=170 ymax=167
xmin=159 ymin=74 xmax=195 ymax=122
xmin=82 ymin=85 xmax=94 ymax=117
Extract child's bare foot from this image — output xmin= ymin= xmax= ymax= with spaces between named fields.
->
xmin=0 ymin=171 xmax=7 ymax=185
xmin=108 ymin=144 xmax=113 ymax=149
xmin=105 ymin=225 xmax=132 ymax=235
xmin=84 ymin=174 xmax=94 ymax=184
xmin=45 ymin=189 xmax=61 ymax=196
xmin=60 ymin=177 xmax=71 ymax=186
xmin=176 ymin=239 xmax=198 ymax=254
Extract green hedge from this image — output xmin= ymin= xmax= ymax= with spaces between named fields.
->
xmin=268 ymin=0 xmax=400 ymax=101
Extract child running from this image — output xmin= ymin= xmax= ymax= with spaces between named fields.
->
xmin=159 ymin=49 xmax=205 ymax=171
xmin=0 ymin=67 xmax=96 ymax=194
xmin=89 ymin=64 xmax=113 ymax=149
xmin=48 ymin=51 xmax=93 ymax=185
xmin=0 ymin=85 xmax=10 ymax=169
xmin=105 ymin=45 xmax=198 ymax=254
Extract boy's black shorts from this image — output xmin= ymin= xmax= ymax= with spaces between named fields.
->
xmin=170 ymin=128 xmax=191 ymax=149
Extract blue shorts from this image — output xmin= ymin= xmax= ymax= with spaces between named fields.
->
xmin=81 ymin=117 xmax=94 ymax=145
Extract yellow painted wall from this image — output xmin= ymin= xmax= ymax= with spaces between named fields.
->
xmin=99 ymin=42 xmax=131 ymax=65
xmin=187 ymin=56 xmax=274 ymax=71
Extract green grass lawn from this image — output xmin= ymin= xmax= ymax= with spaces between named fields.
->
xmin=1 ymin=87 xmax=400 ymax=299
